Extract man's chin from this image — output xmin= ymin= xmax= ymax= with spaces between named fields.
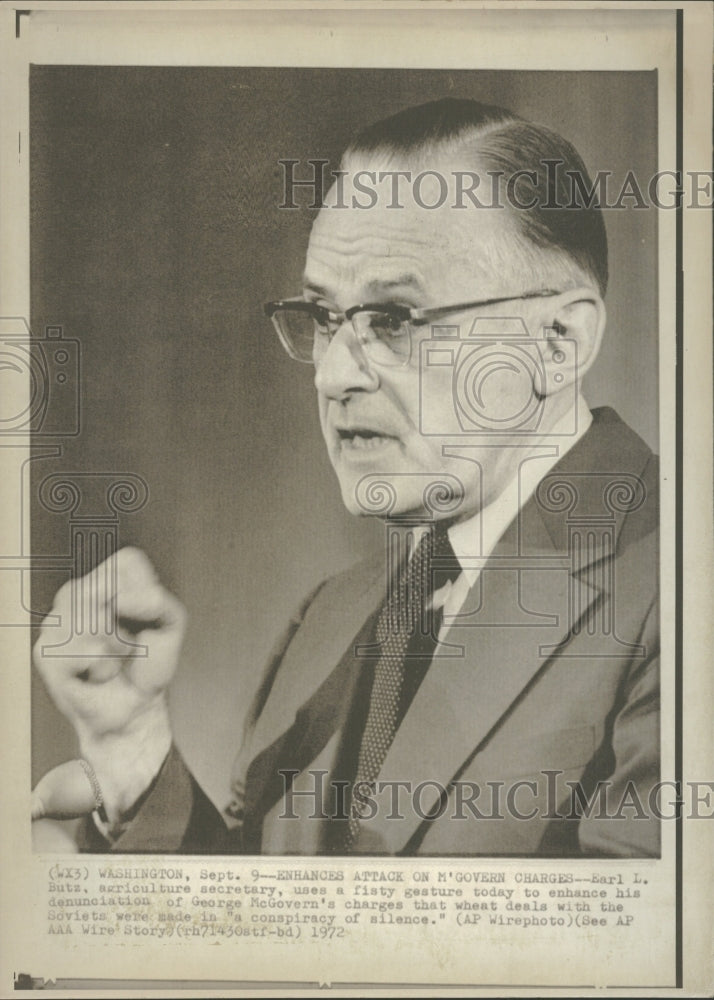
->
xmin=336 ymin=470 xmax=468 ymax=521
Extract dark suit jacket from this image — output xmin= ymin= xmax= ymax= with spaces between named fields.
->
xmin=84 ymin=407 xmax=659 ymax=857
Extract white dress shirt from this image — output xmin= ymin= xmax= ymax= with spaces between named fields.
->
xmin=434 ymin=394 xmax=592 ymax=639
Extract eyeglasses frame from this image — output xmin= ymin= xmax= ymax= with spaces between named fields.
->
xmin=263 ymin=288 xmax=562 ymax=367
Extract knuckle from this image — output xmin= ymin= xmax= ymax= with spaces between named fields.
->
xmin=119 ymin=545 xmax=153 ymax=572
xmin=161 ymin=590 xmax=187 ymax=631
xmin=53 ymin=579 xmax=72 ymax=605
xmin=118 ymin=547 xmax=158 ymax=589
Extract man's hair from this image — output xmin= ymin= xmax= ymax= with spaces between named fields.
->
xmin=342 ymin=97 xmax=608 ymax=296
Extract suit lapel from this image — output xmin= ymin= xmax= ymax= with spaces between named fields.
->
xmin=238 ymin=559 xmax=386 ymax=840
xmin=362 ymin=409 xmax=651 ymax=853
xmin=246 ymin=561 xmax=385 ymax=766
xmin=365 ymin=497 xmax=597 ymax=853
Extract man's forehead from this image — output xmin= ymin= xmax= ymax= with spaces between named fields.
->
xmin=305 ymin=223 xmax=440 ymax=299
xmin=306 ymin=222 xmax=441 ymax=270
xmin=305 ymin=195 xmax=509 ymax=299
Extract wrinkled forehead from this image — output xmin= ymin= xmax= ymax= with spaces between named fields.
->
xmin=305 ymin=158 xmax=519 ymax=300
xmin=307 ymin=202 xmax=449 ymax=284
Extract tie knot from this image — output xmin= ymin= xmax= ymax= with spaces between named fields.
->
xmin=430 ymin=522 xmax=461 ymax=591
xmin=388 ymin=522 xmax=460 ymax=630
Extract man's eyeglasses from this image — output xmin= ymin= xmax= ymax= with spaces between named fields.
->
xmin=264 ymin=290 xmax=561 ymax=368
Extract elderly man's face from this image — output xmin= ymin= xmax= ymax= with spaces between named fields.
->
xmin=305 ymin=171 xmax=552 ymax=520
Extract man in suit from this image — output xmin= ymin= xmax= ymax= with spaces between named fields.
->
xmin=33 ymin=98 xmax=659 ymax=856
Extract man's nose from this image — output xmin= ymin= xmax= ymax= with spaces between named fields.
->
xmin=313 ymin=322 xmax=379 ymax=399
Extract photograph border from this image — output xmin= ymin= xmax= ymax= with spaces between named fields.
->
xmin=1 ymin=2 xmax=711 ymax=995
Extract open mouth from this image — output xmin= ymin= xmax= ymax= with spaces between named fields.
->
xmin=336 ymin=427 xmax=397 ymax=451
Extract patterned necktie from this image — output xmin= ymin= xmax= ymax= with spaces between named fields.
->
xmin=341 ymin=522 xmax=459 ymax=851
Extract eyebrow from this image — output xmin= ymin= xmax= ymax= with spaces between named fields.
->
xmin=302 ymin=274 xmax=425 ymax=300
xmin=302 ymin=279 xmax=328 ymax=297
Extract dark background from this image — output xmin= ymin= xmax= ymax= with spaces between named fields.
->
xmin=31 ymin=67 xmax=658 ymax=806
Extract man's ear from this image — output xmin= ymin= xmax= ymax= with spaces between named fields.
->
xmin=539 ymin=288 xmax=606 ymax=395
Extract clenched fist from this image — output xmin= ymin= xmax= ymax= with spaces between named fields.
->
xmin=33 ymin=547 xmax=186 ymax=825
